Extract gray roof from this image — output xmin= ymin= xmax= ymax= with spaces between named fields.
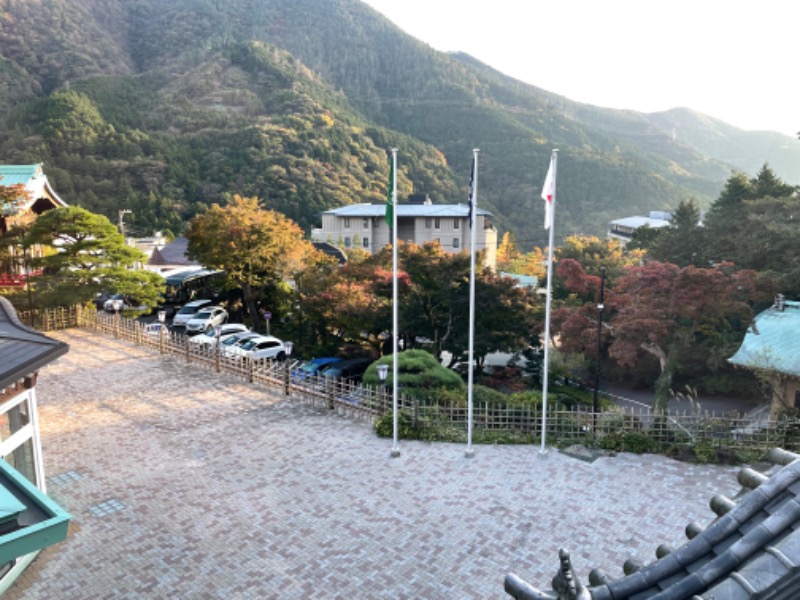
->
xmin=729 ymin=300 xmax=800 ymax=377
xmin=609 ymin=216 xmax=671 ymax=229
xmin=505 ymin=447 xmax=800 ymax=599
xmin=0 ymin=297 xmax=69 ymax=389
xmin=147 ymin=237 xmax=199 ymax=267
xmin=322 ymin=203 xmax=492 ymax=218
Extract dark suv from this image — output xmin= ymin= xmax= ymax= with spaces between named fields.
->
xmin=320 ymin=358 xmax=373 ymax=383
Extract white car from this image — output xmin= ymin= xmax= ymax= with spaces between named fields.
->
xmin=172 ymin=299 xmax=213 ymax=328
xmin=218 ymin=331 xmax=262 ymax=353
xmin=223 ymin=335 xmax=288 ymax=361
xmin=185 ymin=306 xmax=228 ymax=335
xmin=143 ymin=322 xmax=170 ymax=337
xmin=188 ymin=323 xmax=249 ymax=346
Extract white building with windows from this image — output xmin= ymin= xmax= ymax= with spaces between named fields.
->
xmin=607 ymin=211 xmax=672 ymax=245
xmin=311 ymin=195 xmax=497 ymax=269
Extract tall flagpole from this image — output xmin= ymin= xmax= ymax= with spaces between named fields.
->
xmin=540 ymin=149 xmax=558 ymax=455
xmin=465 ymin=148 xmax=479 ymax=459
xmin=390 ymin=148 xmax=401 ymax=458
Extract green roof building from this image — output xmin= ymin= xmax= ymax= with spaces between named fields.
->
xmin=729 ymin=296 xmax=800 ymax=416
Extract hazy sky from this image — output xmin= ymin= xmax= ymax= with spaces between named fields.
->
xmin=360 ymin=0 xmax=799 ymax=138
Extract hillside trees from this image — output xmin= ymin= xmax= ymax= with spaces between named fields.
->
xmin=608 ymin=262 xmax=758 ymax=410
xmin=186 ymin=195 xmax=319 ymax=326
xmin=704 ymin=165 xmax=798 ymax=276
xmin=398 ymin=243 xmax=537 ymax=368
xmin=22 ymin=206 xmax=164 ymax=309
xmin=645 ymin=199 xmax=708 ymax=267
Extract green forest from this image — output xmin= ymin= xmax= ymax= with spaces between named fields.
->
xmin=1 ymin=0 xmax=798 ymax=248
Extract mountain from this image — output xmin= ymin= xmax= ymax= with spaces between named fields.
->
xmin=0 ymin=0 xmax=797 ymax=248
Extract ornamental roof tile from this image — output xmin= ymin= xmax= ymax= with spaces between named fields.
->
xmin=729 ymin=299 xmax=800 ymax=378
xmin=0 ymin=297 xmax=69 ymax=389
xmin=505 ymin=448 xmax=800 ymax=599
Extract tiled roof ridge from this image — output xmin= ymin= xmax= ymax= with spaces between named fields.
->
xmin=505 ymin=448 xmax=800 ymax=600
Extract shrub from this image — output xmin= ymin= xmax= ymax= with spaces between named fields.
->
xmin=692 ymin=441 xmax=718 ymax=464
xmin=374 ymin=410 xmax=422 ymax=440
xmin=622 ymin=432 xmax=659 ymax=454
xmin=363 ymin=349 xmax=464 ymax=400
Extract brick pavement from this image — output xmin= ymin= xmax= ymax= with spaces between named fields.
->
xmin=7 ymin=329 xmax=744 ymax=599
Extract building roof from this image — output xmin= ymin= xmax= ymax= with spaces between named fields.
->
xmin=0 ymin=164 xmax=68 ymax=211
xmin=147 ymin=237 xmax=199 ymax=267
xmin=322 ymin=203 xmax=492 ymax=218
xmin=505 ymin=447 xmax=800 ymax=599
xmin=501 ymin=272 xmax=539 ymax=288
xmin=312 ymin=242 xmax=348 ymax=264
xmin=609 ymin=215 xmax=671 ymax=229
xmin=0 ymin=297 xmax=69 ymax=389
xmin=729 ymin=299 xmax=800 ymax=378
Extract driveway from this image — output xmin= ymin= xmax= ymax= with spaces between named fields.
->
xmin=8 ymin=330 xmax=744 ymax=599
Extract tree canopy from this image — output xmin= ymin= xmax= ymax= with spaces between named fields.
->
xmin=23 ymin=206 xmax=164 ymax=309
xmin=186 ymin=194 xmax=319 ymax=326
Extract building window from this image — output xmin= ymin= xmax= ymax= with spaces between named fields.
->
xmin=344 ymin=237 xmax=351 ymax=247
xmin=453 ymin=238 xmax=460 ymax=248
xmin=363 ymin=237 xmax=369 ymax=248
xmin=425 ymin=218 xmax=432 ymax=229
xmin=454 ymin=219 xmax=460 ymax=230
xmin=362 ymin=218 xmax=369 ymax=229
xmin=344 ymin=218 xmax=351 ymax=229
xmin=372 ymin=217 xmax=382 ymax=227
xmin=434 ymin=218 xmax=441 ymax=230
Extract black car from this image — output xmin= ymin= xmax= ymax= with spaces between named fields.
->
xmin=320 ymin=358 xmax=373 ymax=383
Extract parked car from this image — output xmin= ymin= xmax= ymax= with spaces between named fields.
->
xmin=172 ymin=299 xmax=213 ymax=328
xmin=320 ymin=358 xmax=373 ymax=383
xmin=143 ymin=322 xmax=169 ymax=337
xmin=219 ymin=331 xmax=262 ymax=353
xmin=223 ymin=335 xmax=288 ymax=361
xmin=184 ymin=306 xmax=228 ymax=335
xmin=93 ymin=291 xmax=113 ymax=310
xmin=188 ymin=323 xmax=249 ymax=346
xmin=103 ymin=293 xmax=147 ymax=313
xmin=291 ymin=357 xmax=341 ymax=383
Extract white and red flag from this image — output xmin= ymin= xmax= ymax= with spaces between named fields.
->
xmin=541 ymin=153 xmax=556 ymax=229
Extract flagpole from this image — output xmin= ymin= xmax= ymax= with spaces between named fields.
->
xmin=390 ymin=148 xmax=401 ymax=458
xmin=465 ymin=148 xmax=479 ymax=459
xmin=540 ymin=149 xmax=558 ymax=455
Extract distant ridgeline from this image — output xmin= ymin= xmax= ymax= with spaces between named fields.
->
xmin=0 ymin=0 xmax=798 ymax=248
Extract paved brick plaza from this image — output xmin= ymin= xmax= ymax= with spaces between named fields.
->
xmin=8 ymin=329 xmax=743 ymax=599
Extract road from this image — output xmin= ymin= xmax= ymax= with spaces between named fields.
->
xmin=483 ymin=351 xmax=764 ymax=417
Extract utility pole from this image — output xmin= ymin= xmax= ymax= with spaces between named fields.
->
xmin=118 ymin=209 xmax=132 ymax=238
xmin=592 ymin=266 xmax=607 ymax=435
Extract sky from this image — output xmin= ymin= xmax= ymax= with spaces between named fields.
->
xmin=360 ymin=0 xmax=799 ymax=138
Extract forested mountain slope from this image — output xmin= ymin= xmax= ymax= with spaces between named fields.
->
xmin=1 ymin=0 xmax=796 ymax=246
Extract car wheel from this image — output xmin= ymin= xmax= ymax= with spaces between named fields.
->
xmin=276 ymin=352 xmax=286 ymax=361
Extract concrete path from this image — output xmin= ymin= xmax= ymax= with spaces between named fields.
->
xmin=8 ymin=330 xmax=745 ymax=599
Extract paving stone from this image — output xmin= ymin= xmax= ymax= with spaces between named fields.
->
xmin=7 ymin=330 xmax=743 ymax=599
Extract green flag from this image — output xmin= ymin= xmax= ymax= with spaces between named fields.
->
xmin=385 ymin=159 xmax=394 ymax=227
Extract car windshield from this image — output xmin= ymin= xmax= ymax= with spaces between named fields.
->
xmin=177 ymin=306 xmax=199 ymax=315
xmin=239 ymin=339 xmax=260 ymax=351
xmin=301 ymin=362 xmax=319 ymax=373
xmin=222 ymin=335 xmax=246 ymax=346
xmin=193 ymin=312 xmax=213 ymax=320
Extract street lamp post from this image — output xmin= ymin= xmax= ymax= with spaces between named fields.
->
xmin=157 ymin=310 xmax=166 ymax=354
xmin=376 ymin=364 xmax=389 ymax=413
xmin=592 ymin=267 xmax=607 ymax=436
xmin=283 ymin=341 xmax=294 ymax=395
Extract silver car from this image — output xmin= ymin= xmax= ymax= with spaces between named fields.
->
xmin=185 ymin=306 xmax=228 ymax=335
